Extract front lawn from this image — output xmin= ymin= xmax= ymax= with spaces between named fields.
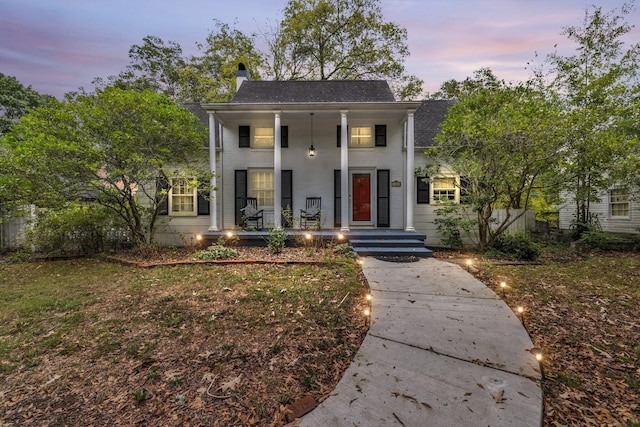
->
xmin=0 ymin=253 xmax=369 ymax=426
xmin=474 ymin=250 xmax=640 ymax=426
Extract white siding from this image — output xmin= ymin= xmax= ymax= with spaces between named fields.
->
xmin=559 ymin=190 xmax=640 ymax=235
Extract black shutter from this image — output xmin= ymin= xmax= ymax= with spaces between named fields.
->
xmin=334 ymin=170 xmax=341 ymax=227
xmin=281 ymin=170 xmax=293 ymax=227
xmin=156 ymin=174 xmax=169 ymax=215
xmin=459 ymin=176 xmax=471 ymax=204
xmin=375 ymin=125 xmax=387 ymax=147
xmin=197 ymin=189 xmax=210 ymax=215
xmin=377 ymin=170 xmax=390 ymax=227
xmin=417 ymin=176 xmax=430 ymax=204
xmin=239 ymin=126 xmax=250 ymax=148
xmin=235 ymin=170 xmax=247 ymax=226
xmin=280 ymin=126 xmax=288 ymax=148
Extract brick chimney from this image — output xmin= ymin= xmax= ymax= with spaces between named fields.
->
xmin=236 ymin=63 xmax=250 ymax=92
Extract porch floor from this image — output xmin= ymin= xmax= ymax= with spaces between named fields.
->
xmin=202 ymin=229 xmax=433 ymax=258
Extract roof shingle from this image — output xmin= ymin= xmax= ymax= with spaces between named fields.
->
xmin=414 ymin=100 xmax=455 ymax=148
xmin=232 ymin=80 xmax=396 ymax=103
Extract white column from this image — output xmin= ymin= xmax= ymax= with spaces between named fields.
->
xmin=340 ymin=110 xmax=349 ymax=232
xmin=208 ymin=113 xmax=219 ymax=231
xmin=273 ymin=111 xmax=282 ymax=228
xmin=405 ymin=110 xmax=416 ymax=232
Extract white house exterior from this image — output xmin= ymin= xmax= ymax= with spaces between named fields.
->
xmin=152 ymin=68 xmax=477 ymax=248
xmin=558 ymin=187 xmax=640 ymax=235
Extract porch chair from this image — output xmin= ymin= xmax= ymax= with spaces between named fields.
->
xmin=300 ymin=197 xmax=321 ymax=229
xmin=241 ymin=197 xmax=264 ymax=230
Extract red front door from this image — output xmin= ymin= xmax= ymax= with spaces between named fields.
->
xmin=352 ymin=173 xmax=371 ymax=222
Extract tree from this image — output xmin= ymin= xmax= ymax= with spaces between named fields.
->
xmin=99 ymin=35 xmax=187 ymax=98
xmin=0 ymin=88 xmax=209 ymax=244
xmin=266 ymin=0 xmax=423 ymax=99
xmin=93 ymin=21 xmax=264 ymax=102
xmin=182 ymin=20 xmax=265 ymax=102
xmin=546 ymin=3 xmax=640 ymax=231
xmin=432 ymin=70 xmax=564 ymax=249
xmin=0 ymin=73 xmax=54 ymax=135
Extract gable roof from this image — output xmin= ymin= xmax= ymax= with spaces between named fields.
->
xmin=414 ymin=100 xmax=455 ymax=148
xmin=182 ymin=102 xmax=220 ymax=148
xmin=232 ymin=80 xmax=396 ymax=103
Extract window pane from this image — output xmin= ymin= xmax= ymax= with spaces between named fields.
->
xmin=171 ymin=178 xmax=195 ymax=213
xmin=610 ymin=188 xmax=630 ymax=217
xmin=250 ymin=171 xmax=274 ymax=206
xmin=350 ymin=127 xmax=372 ymax=147
xmin=433 ymin=177 xmax=456 ymax=202
xmin=254 ymin=127 xmax=274 ymax=147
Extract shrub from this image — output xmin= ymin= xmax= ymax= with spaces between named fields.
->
xmin=331 ymin=243 xmax=357 ymax=258
xmin=488 ymin=233 xmax=542 ymax=261
xmin=578 ymin=229 xmax=640 ymax=252
xmin=267 ymin=227 xmax=287 ymax=254
xmin=433 ymin=204 xmax=477 ymax=248
xmin=27 ymin=203 xmax=129 ymax=256
xmin=196 ymin=245 xmax=238 ymax=260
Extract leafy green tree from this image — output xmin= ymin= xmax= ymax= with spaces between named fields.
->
xmin=93 ymin=21 xmax=264 ymax=102
xmin=182 ymin=20 xmax=264 ymax=102
xmin=546 ymin=3 xmax=640 ymax=230
xmin=432 ymin=71 xmax=564 ymax=249
xmin=0 ymin=73 xmax=54 ymax=135
xmin=1 ymin=88 xmax=209 ymax=244
xmin=102 ymin=35 xmax=186 ymax=98
xmin=266 ymin=0 xmax=423 ymax=99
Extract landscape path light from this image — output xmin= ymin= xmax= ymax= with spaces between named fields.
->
xmin=530 ymin=347 xmax=545 ymax=378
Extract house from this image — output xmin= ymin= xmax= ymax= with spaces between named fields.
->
xmin=153 ymin=65 xmax=468 ymax=254
xmin=558 ymin=187 xmax=640 ymax=235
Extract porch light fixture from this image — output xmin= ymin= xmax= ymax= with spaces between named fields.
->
xmin=308 ymin=113 xmax=316 ymax=158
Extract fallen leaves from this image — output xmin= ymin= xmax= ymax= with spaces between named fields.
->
xmin=475 ymin=250 xmax=640 ymax=426
xmin=0 ymin=251 xmax=369 ymax=426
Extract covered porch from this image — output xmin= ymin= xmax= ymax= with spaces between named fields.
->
xmin=202 ymin=101 xmax=423 ymax=233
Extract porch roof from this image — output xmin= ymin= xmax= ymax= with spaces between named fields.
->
xmin=232 ymin=80 xmax=395 ymax=103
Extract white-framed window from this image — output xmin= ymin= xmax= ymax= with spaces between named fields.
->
xmin=609 ymin=188 xmax=630 ymax=218
xmin=350 ymin=126 xmax=373 ymax=147
xmin=253 ymin=127 xmax=274 ymax=148
xmin=432 ymin=177 xmax=457 ymax=203
xmin=169 ymin=177 xmax=197 ymax=216
xmin=250 ymin=170 xmax=274 ymax=207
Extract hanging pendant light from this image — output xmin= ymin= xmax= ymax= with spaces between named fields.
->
xmin=308 ymin=112 xmax=316 ymax=158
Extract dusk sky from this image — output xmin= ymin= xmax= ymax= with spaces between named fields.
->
xmin=1 ymin=0 xmax=638 ymax=99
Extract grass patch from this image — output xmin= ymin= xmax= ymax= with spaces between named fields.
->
xmin=0 ymin=253 xmax=368 ymax=425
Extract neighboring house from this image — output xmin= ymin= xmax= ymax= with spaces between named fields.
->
xmin=558 ymin=187 xmax=640 ymax=235
xmin=152 ymin=65 xmax=523 ymax=247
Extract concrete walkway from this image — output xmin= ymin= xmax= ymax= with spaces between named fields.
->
xmin=300 ymin=257 xmax=543 ymax=426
